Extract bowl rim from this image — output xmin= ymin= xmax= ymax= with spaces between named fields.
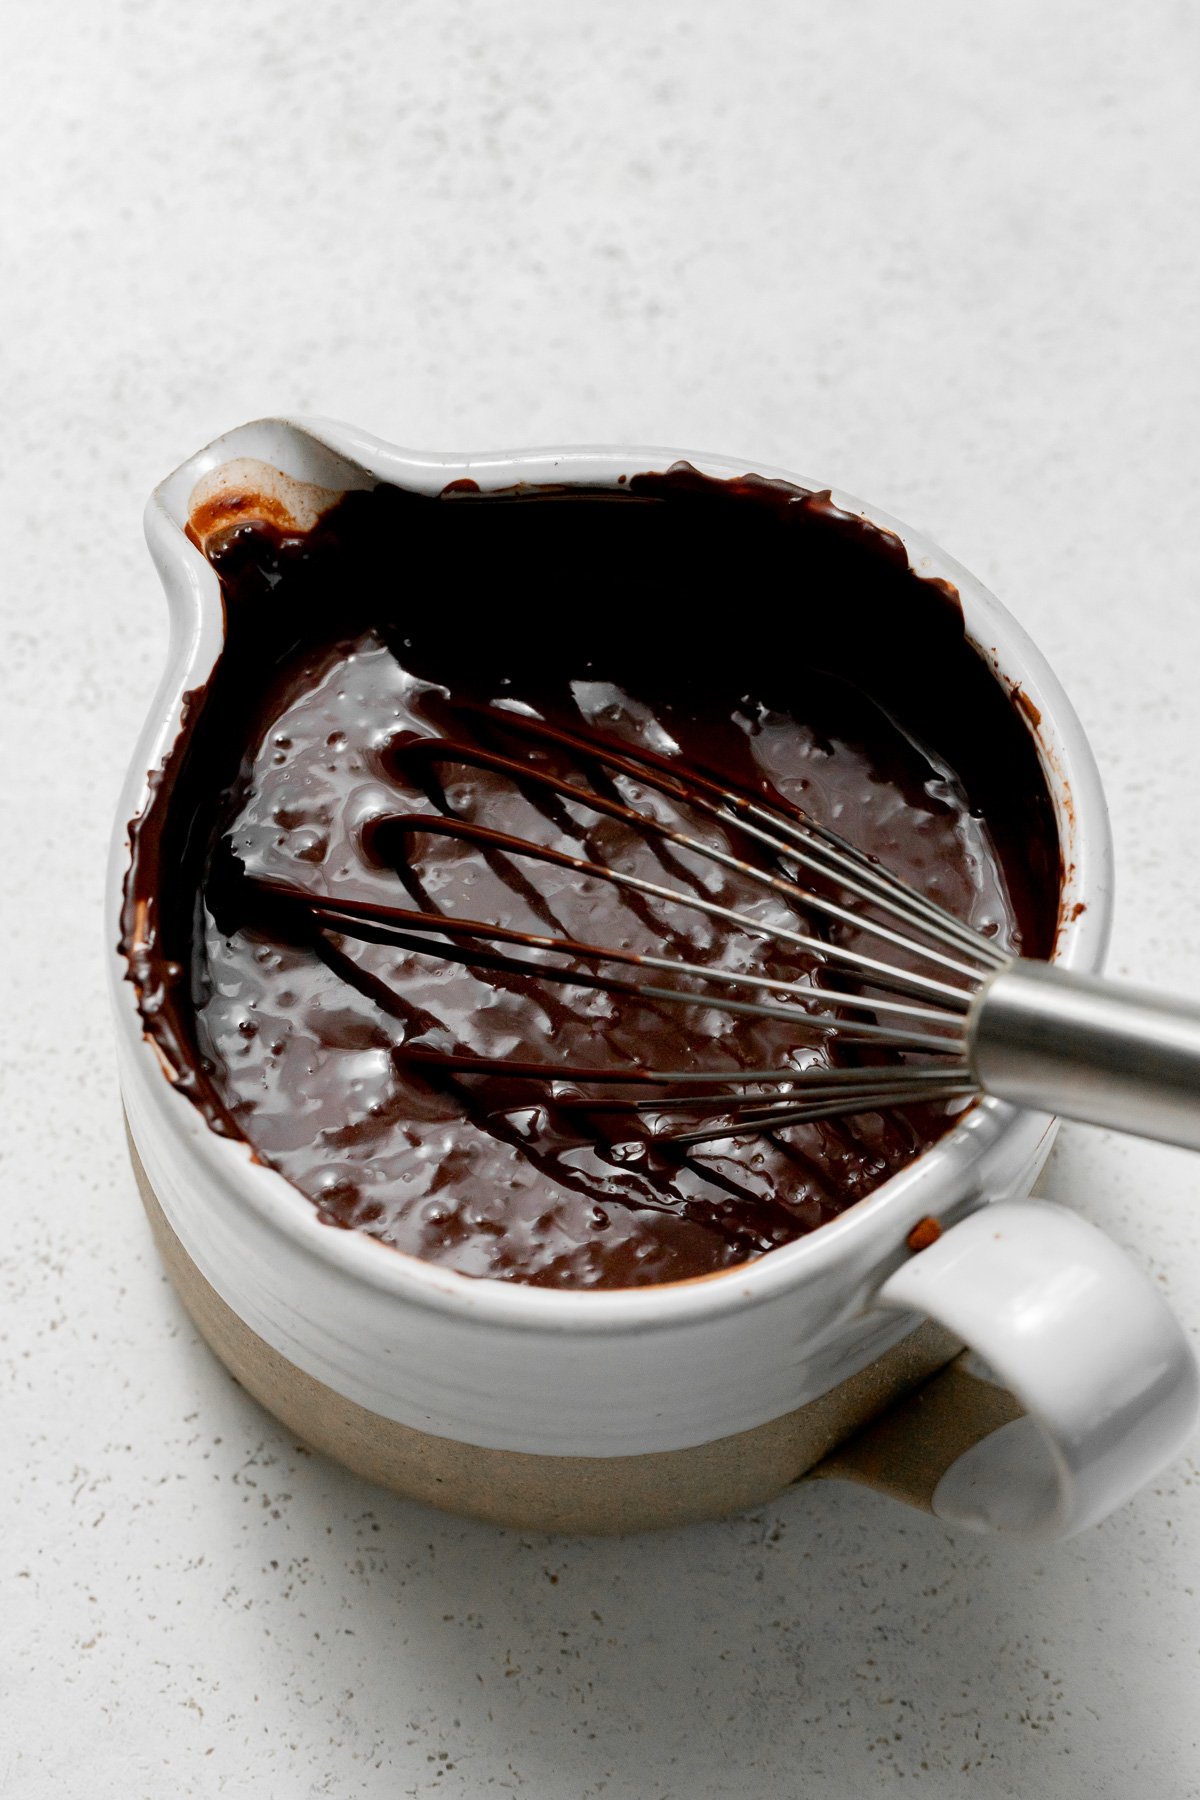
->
xmin=108 ymin=417 xmax=1114 ymax=1333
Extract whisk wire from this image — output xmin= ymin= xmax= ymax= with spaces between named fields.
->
xmin=668 ymin=1080 xmax=978 ymax=1147
xmin=375 ymin=814 xmax=981 ymax=1010
xmin=454 ymin=705 xmax=1007 ymax=969
xmin=280 ymin=882 xmax=962 ymax=1027
xmin=391 ymin=737 xmax=992 ymax=989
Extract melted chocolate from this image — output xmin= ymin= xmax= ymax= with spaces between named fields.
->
xmin=122 ymin=467 xmax=1060 ymax=1288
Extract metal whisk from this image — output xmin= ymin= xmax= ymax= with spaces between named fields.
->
xmin=241 ymin=710 xmax=1200 ymax=1154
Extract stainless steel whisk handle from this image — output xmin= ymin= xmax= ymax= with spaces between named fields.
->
xmin=970 ymin=960 xmax=1200 ymax=1150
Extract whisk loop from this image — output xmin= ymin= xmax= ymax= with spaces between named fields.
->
xmin=236 ymin=710 xmax=1000 ymax=1147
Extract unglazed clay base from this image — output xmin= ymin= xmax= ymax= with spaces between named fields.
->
xmin=129 ymin=1130 xmax=1020 ymax=1533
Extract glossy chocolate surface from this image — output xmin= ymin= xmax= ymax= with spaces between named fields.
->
xmin=122 ymin=468 xmax=1060 ymax=1287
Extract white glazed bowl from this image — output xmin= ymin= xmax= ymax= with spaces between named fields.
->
xmin=110 ymin=419 xmax=1197 ymax=1539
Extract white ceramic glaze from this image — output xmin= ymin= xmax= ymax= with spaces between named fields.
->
xmin=879 ymin=1201 xmax=1199 ymax=1536
xmin=109 ymin=419 xmax=1199 ymax=1537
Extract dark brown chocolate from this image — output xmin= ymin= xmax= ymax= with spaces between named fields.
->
xmin=122 ymin=466 xmax=1060 ymax=1288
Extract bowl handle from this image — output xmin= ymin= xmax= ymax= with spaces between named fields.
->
xmin=811 ymin=1199 xmax=1198 ymax=1538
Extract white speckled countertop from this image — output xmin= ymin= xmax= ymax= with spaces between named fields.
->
xmin=3 ymin=3 xmax=1199 ymax=1794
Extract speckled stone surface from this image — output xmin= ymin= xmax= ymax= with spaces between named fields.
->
xmin=3 ymin=3 xmax=1199 ymax=1794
